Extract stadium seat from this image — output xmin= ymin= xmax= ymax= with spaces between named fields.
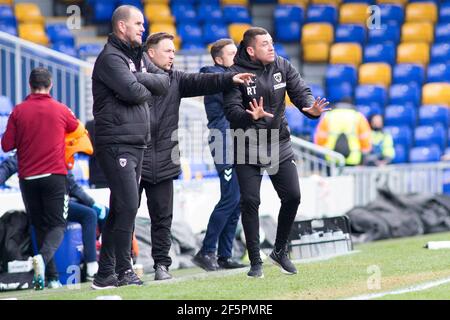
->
xmin=359 ymin=63 xmax=392 ymax=87
xmin=203 ymin=23 xmax=228 ymax=44
xmin=393 ymin=63 xmax=425 ymax=87
xmin=150 ymin=23 xmax=176 ymax=36
xmin=355 ymin=85 xmax=388 ymax=109
xmin=389 ymin=83 xmax=421 ymax=108
xmin=0 ymin=95 xmax=13 ymax=116
xmin=409 ymin=145 xmax=441 ymax=163
xmin=311 ymin=0 xmax=341 ymax=5
xmin=430 ymin=43 xmax=450 ymax=64
xmin=418 ymin=105 xmax=450 ymax=128
xmin=303 ymin=43 xmax=330 ymax=62
xmin=15 ymin=3 xmax=45 ymax=24
xmin=339 ymin=4 xmax=369 ymax=24
xmin=376 ymin=0 xmax=408 ymax=5
xmin=439 ymin=3 xmax=450 ymax=23
xmin=397 ymin=42 xmax=430 ymax=65
xmin=357 ymin=104 xmax=382 ymax=119
xmin=285 ymin=106 xmax=305 ymax=136
xmin=117 ymin=0 xmax=143 ymax=10
xmin=405 ymin=2 xmax=437 ymax=23
xmin=414 ymin=124 xmax=446 ymax=152
xmin=0 ymin=21 xmax=17 ymax=36
xmin=385 ymin=125 xmax=413 ymax=150
xmin=384 ymin=104 xmax=416 ymax=128
xmin=275 ymin=5 xmax=304 ymax=24
xmin=274 ymin=43 xmax=290 ymax=60
xmin=222 ymin=0 xmax=249 ymax=4
xmin=46 ymin=23 xmax=75 ymax=46
xmin=0 ymin=4 xmax=15 ymax=23
xmin=198 ymin=5 xmax=223 ymax=24
xmin=228 ymin=23 xmax=251 ymax=43
xmin=275 ymin=21 xmax=302 ymax=42
xmin=144 ymin=4 xmax=174 ymax=24
xmin=309 ymin=83 xmax=325 ymax=98
xmin=301 ymin=23 xmax=334 ymax=44
xmin=327 ymin=83 xmax=354 ymax=103
xmin=279 ymin=0 xmax=309 ymax=6
xmin=90 ymin=0 xmax=115 ymax=23
xmin=364 ymin=43 xmax=396 ymax=65
xmin=379 ymin=4 xmax=404 ymax=25
xmin=223 ymin=6 xmax=252 ymax=24
xmin=329 ymin=43 xmax=362 ymax=66
xmin=78 ymin=43 xmax=103 ymax=60
xmin=391 ymin=144 xmax=408 ymax=163
xmin=52 ymin=43 xmax=77 ymax=57
xmin=177 ymin=23 xmax=203 ymax=45
xmin=435 ymin=23 xmax=450 ymax=44
xmin=171 ymin=4 xmax=197 ymax=23
xmin=325 ymin=64 xmax=358 ymax=87
xmin=401 ymin=22 xmax=434 ymax=43
xmin=306 ymin=5 xmax=338 ymax=25
xmin=368 ymin=23 xmax=401 ymax=44
xmin=422 ymin=83 xmax=450 ymax=106
xmin=18 ymin=23 xmax=48 ymax=46
xmin=427 ymin=63 xmax=450 ymax=83
xmin=335 ymin=24 xmax=366 ymax=45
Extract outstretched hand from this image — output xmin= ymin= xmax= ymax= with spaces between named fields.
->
xmin=246 ymin=97 xmax=274 ymax=120
xmin=303 ymin=97 xmax=331 ymax=117
xmin=232 ymin=73 xmax=255 ymax=86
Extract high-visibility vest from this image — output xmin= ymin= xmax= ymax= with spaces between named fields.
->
xmin=371 ymin=130 xmax=395 ymax=160
xmin=65 ymin=121 xmax=94 ymax=170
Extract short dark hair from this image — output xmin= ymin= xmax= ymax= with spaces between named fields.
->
xmin=144 ymin=32 xmax=174 ymax=51
xmin=242 ymin=27 xmax=269 ymax=49
xmin=210 ymin=38 xmax=235 ymax=61
xmin=111 ymin=5 xmax=141 ymax=33
xmin=29 ymin=68 xmax=52 ymax=90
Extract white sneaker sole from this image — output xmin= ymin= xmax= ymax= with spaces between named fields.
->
xmin=91 ymin=284 xmax=117 ymax=290
xmin=268 ymin=256 xmax=297 ymax=275
xmin=247 ymin=274 xmax=264 ymax=279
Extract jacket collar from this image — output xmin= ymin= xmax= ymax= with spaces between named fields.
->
xmin=108 ymin=33 xmax=143 ymax=69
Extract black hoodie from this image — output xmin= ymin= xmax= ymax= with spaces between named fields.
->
xmin=223 ymin=44 xmax=318 ymax=167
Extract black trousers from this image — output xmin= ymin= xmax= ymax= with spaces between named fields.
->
xmin=139 ymin=178 xmax=173 ymax=269
xmin=235 ymin=157 xmax=301 ymax=266
xmin=20 ymin=174 xmax=68 ymax=280
xmin=96 ymin=145 xmax=143 ymax=276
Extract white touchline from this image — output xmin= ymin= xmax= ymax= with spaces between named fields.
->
xmin=345 ymin=276 xmax=450 ymax=300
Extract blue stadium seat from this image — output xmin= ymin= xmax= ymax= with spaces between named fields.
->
xmin=415 ymin=124 xmax=446 ymax=152
xmin=177 ymin=23 xmax=203 ymax=45
xmin=92 ymin=1 xmax=115 ymax=23
xmin=198 ymin=0 xmax=220 ymax=4
xmin=0 ymin=21 xmax=17 ymax=36
xmin=0 ymin=5 xmax=15 ymax=25
xmin=78 ymin=43 xmax=103 ymax=60
xmin=309 ymin=83 xmax=325 ymax=98
xmin=46 ymin=23 xmax=75 ymax=46
xmin=385 ymin=125 xmax=413 ymax=150
xmin=181 ymin=42 xmax=205 ymax=50
xmin=355 ymin=85 xmax=388 ymax=110
xmin=334 ymin=24 xmax=366 ymax=45
xmin=364 ymin=43 xmax=396 ymax=65
xmin=384 ymin=104 xmax=417 ymax=128
xmin=392 ymin=63 xmax=425 ymax=87
xmin=0 ymin=96 xmax=13 ymax=116
xmin=198 ymin=5 xmax=223 ymax=24
xmin=367 ymin=23 xmax=401 ymax=44
xmin=306 ymin=5 xmax=338 ymax=25
xmin=427 ymin=63 xmax=450 ymax=83
xmin=274 ymin=5 xmax=304 ymax=24
xmin=343 ymin=0 xmax=375 ymax=3
xmin=275 ymin=21 xmax=302 ymax=42
xmin=325 ymin=64 xmax=358 ymax=87
xmin=389 ymin=84 xmax=421 ymax=108
xmin=203 ymin=23 xmax=228 ymax=44
xmin=327 ymin=83 xmax=354 ymax=104
xmin=274 ymin=43 xmax=290 ymax=60
xmin=392 ymin=144 xmax=408 ymax=163
xmin=440 ymin=3 xmax=450 ymax=23
xmin=431 ymin=43 xmax=450 ymax=64
xmin=356 ymin=104 xmax=382 ymax=119
xmin=171 ymin=4 xmax=197 ymax=23
xmin=435 ymin=23 xmax=450 ymax=44
xmin=419 ymin=105 xmax=450 ymax=128
xmin=223 ymin=6 xmax=252 ymax=24
xmin=52 ymin=43 xmax=77 ymax=57
xmin=379 ymin=4 xmax=404 ymax=25
xmin=285 ymin=106 xmax=305 ymax=136
xmin=409 ymin=145 xmax=441 ymax=163
xmin=116 ymin=0 xmax=143 ymax=10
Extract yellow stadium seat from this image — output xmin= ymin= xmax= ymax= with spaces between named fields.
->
xmin=279 ymin=0 xmax=309 ymax=6
xmin=405 ymin=2 xmax=437 ymax=23
xmin=144 ymin=0 xmax=169 ymax=3
xmin=422 ymin=83 xmax=450 ymax=107
xmin=339 ymin=4 xmax=369 ymax=25
xmin=15 ymin=3 xmax=45 ymax=24
xmin=144 ymin=4 xmax=174 ymax=24
xmin=376 ymin=0 xmax=408 ymax=6
xmin=228 ymin=23 xmax=252 ymax=44
xmin=18 ymin=24 xmax=48 ymax=46
xmin=397 ymin=42 xmax=430 ymax=65
xmin=286 ymin=94 xmax=294 ymax=106
xmin=221 ymin=0 xmax=249 ymax=5
xmin=0 ymin=0 xmax=13 ymax=5
xmin=149 ymin=23 xmax=176 ymax=36
xmin=359 ymin=63 xmax=392 ymax=87
xmin=303 ymin=43 xmax=330 ymax=63
xmin=329 ymin=43 xmax=362 ymax=66
xmin=401 ymin=22 xmax=434 ymax=43
xmin=311 ymin=0 xmax=341 ymax=5
xmin=301 ymin=23 xmax=334 ymax=44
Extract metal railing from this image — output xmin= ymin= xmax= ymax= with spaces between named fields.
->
xmin=0 ymin=31 xmax=93 ymax=122
xmin=342 ymin=162 xmax=450 ymax=206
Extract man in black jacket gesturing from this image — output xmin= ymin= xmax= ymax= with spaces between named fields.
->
xmin=140 ymin=32 xmax=253 ymax=281
xmin=223 ymin=27 xmax=330 ymax=278
xmin=91 ymin=5 xmax=169 ymax=289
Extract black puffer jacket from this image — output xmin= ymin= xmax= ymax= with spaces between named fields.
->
xmin=141 ymin=68 xmax=235 ymax=184
xmin=223 ymin=44 xmax=318 ymax=167
xmin=92 ymin=34 xmax=169 ymax=148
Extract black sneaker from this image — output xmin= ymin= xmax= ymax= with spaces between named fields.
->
xmin=218 ymin=258 xmax=247 ymax=269
xmin=269 ymin=247 xmax=297 ymax=275
xmin=117 ymin=269 xmax=143 ymax=287
xmin=91 ymin=273 xmax=118 ymax=290
xmin=247 ymin=264 xmax=264 ymax=278
xmin=154 ymin=264 xmax=173 ymax=281
xmin=192 ymin=252 xmax=219 ymax=271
